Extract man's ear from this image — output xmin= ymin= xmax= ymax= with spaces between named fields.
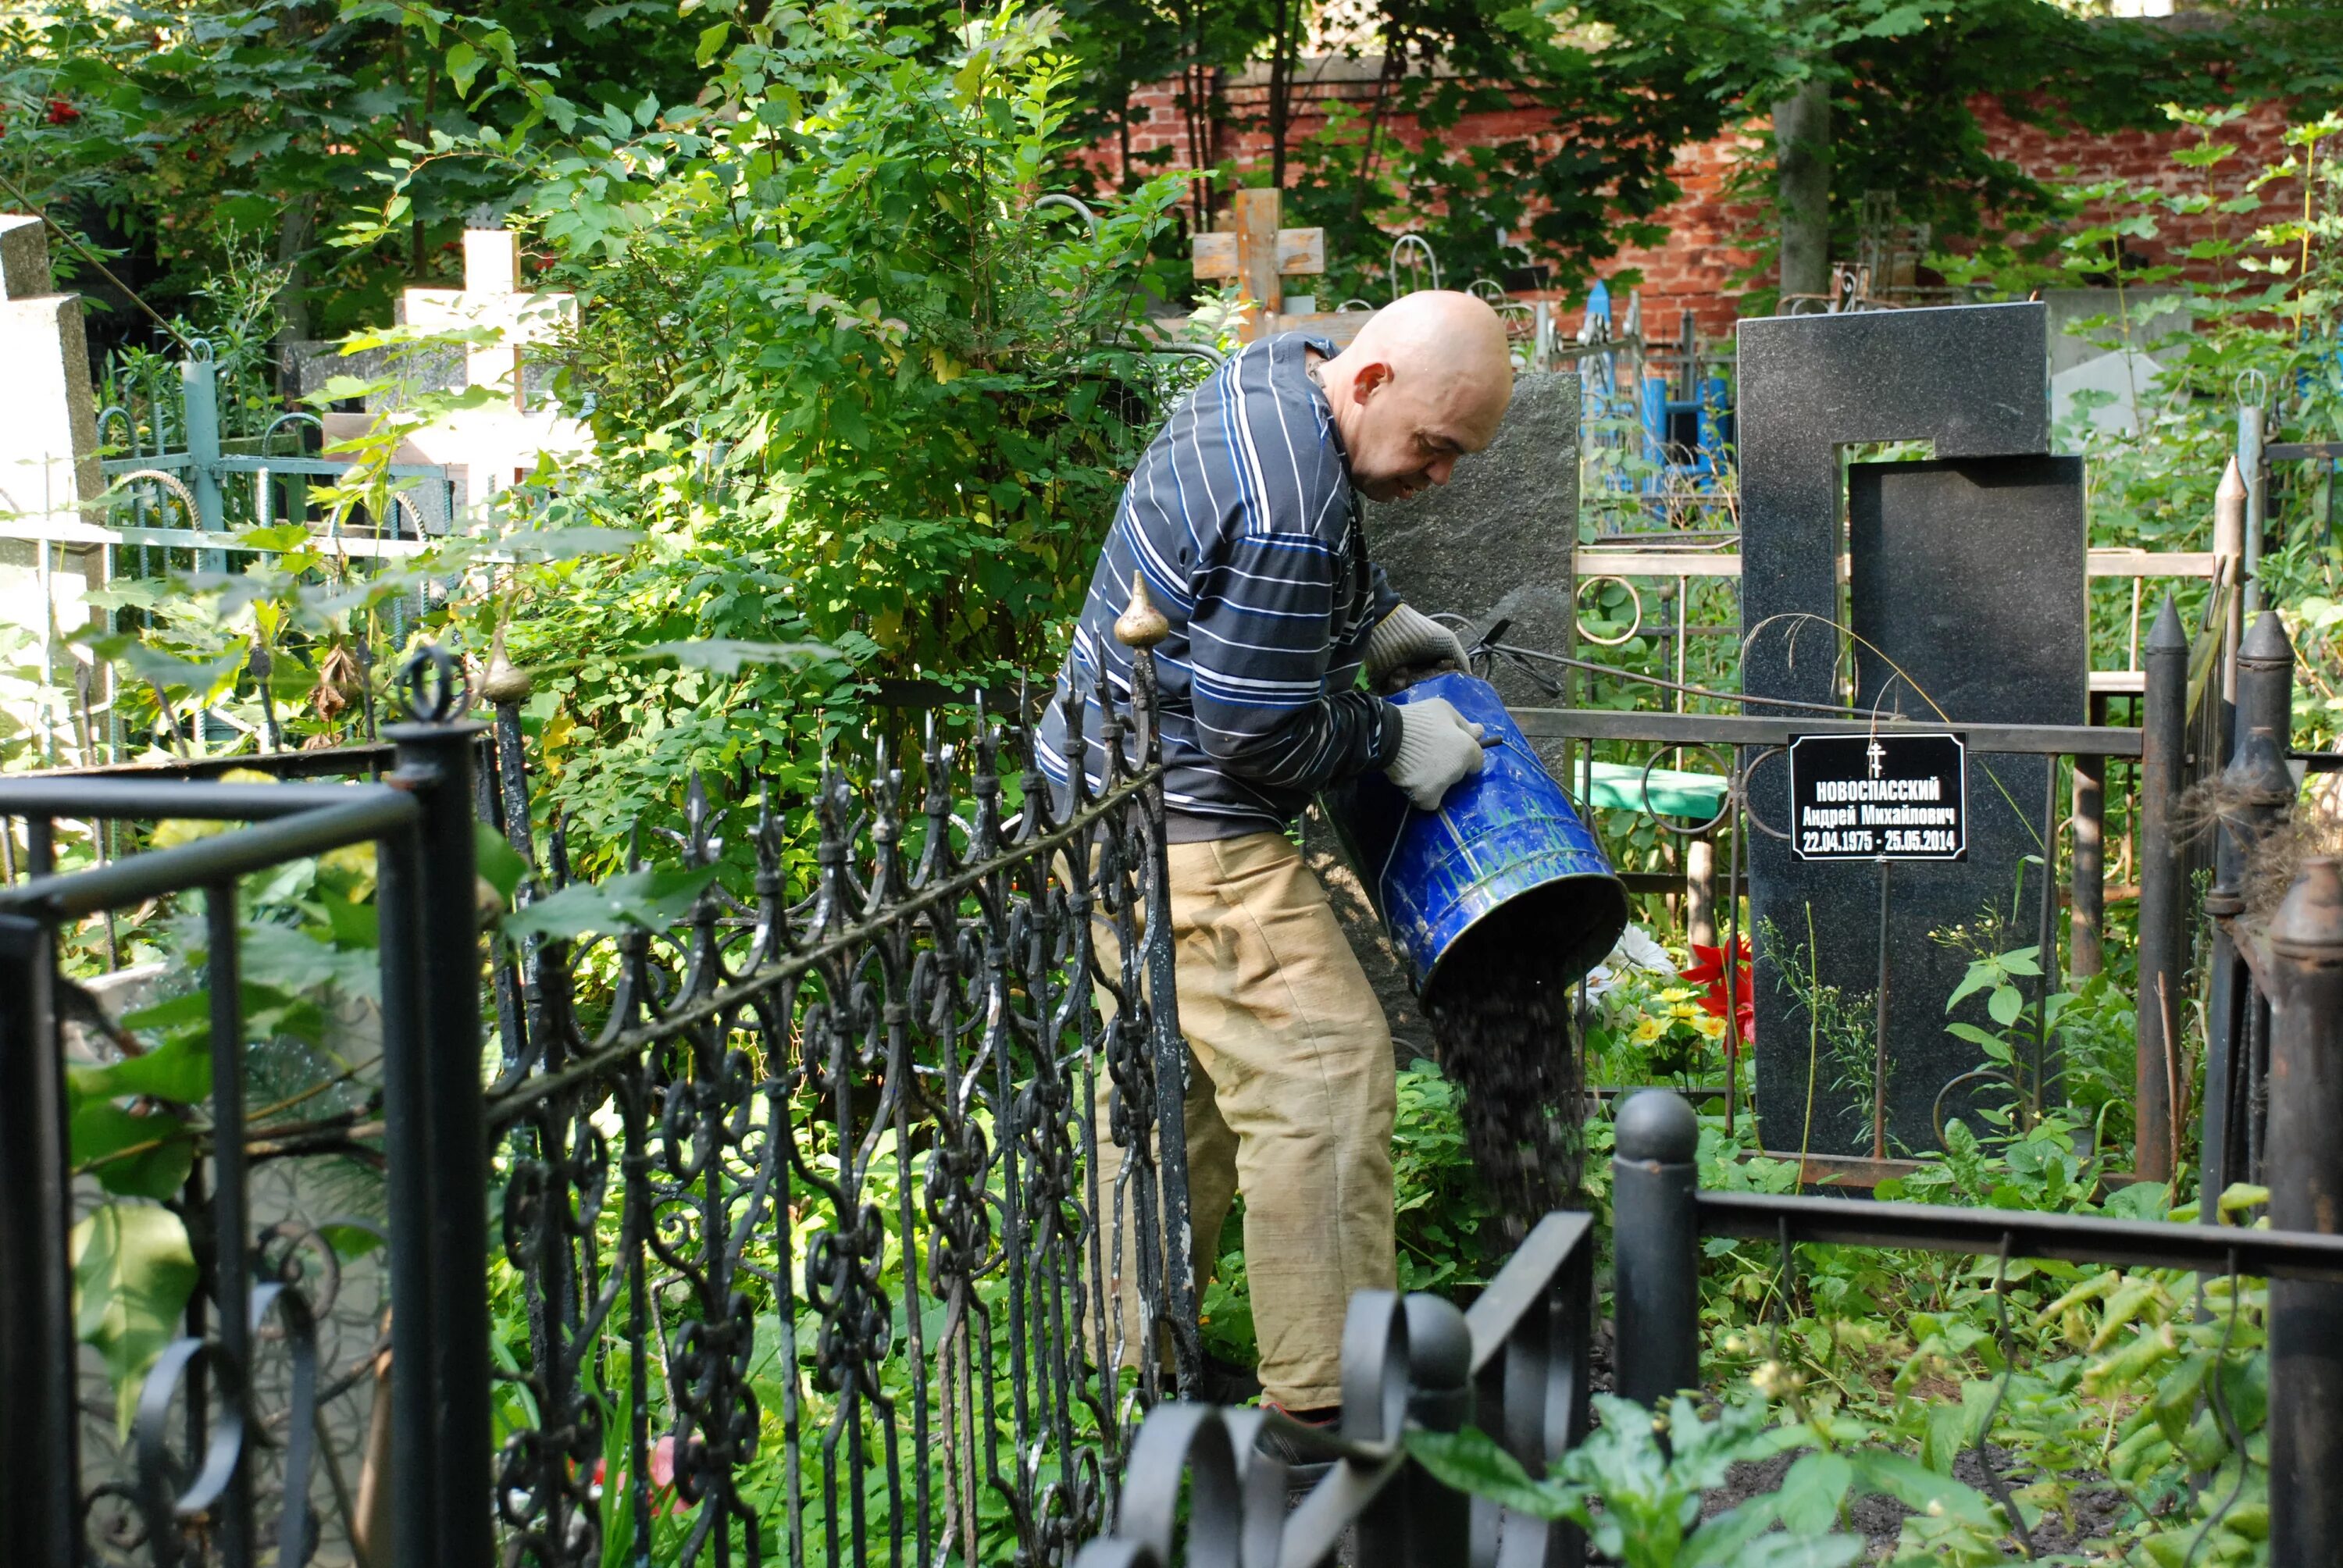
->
xmin=1349 ymin=359 xmax=1394 ymax=403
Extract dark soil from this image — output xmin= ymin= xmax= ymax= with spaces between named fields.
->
xmin=1699 ymin=1443 xmax=2131 ymax=1559
xmin=1421 ymin=928 xmax=1582 ymax=1243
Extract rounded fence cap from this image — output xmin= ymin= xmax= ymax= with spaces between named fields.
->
xmin=1114 ymin=573 xmax=1171 ymax=650
xmin=1615 ymin=1089 xmax=1698 ymax=1164
xmin=1403 ymin=1293 xmax=1472 ymax=1393
xmin=2271 ymin=857 xmax=2343 ymax=961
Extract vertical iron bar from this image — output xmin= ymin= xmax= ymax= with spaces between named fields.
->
xmin=1114 ymin=581 xmax=1198 ymax=1392
xmin=2134 ymin=597 xmax=2186 ymax=1185
xmin=373 ymin=816 xmax=435 ymax=1568
xmin=2215 ymin=458 xmax=2245 ymax=709
xmin=1722 ymin=767 xmax=1744 ymax=1137
xmin=205 ymin=886 xmax=255 ymax=1564
xmin=2201 ymin=700 xmax=2284 ymax=1209
xmin=2238 ymin=611 xmax=2297 ymax=756
xmin=2071 ymin=694 xmax=2106 ymax=980
xmin=183 ymin=355 xmax=226 ymax=570
xmin=2199 ymin=896 xmax=2245 ymax=1208
xmin=2263 ymin=857 xmax=2343 ymax=1565
xmin=2239 ymin=400 xmax=2266 ymax=619
xmin=387 ymin=706 xmax=494 ymax=1568
xmin=1611 ymin=1090 xmax=1699 ymax=1410
xmin=0 ymin=911 xmax=79 ymax=1568
xmin=2032 ymin=760 xmax=2061 ymax=1119
xmin=1871 ymin=857 xmax=1888 ymax=1160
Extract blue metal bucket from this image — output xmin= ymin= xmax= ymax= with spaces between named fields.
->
xmin=1324 ymin=672 xmax=1628 ymax=1003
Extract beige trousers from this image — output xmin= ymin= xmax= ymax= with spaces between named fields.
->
xmin=1093 ymin=830 xmax=1397 ymax=1409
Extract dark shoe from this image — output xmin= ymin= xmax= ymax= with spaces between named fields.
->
xmin=1254 ymin=1402 xmax=1341 ymax=1475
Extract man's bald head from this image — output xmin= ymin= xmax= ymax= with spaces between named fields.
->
xmin=1312 ymin=290 xmax=1514 ymax=503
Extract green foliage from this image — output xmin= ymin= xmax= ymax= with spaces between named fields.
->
xmin=4 ymin=0 xmax=707 ymax=337
xmin=288 ymin=0 xmax=1200 ymax=861
xmin=71 ymin=1200 xmax=200 ymax=1434
xmin=1409 ymin=1393 xmax=1910 ymax=1567
xmin=1390 ymin=1059 xmax=1498 ymax=1292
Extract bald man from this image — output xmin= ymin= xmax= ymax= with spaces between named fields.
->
xmin=1042 ymin=291 xmax=1514 ymax=1435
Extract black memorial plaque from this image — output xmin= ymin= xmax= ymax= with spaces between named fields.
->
xmin=1788 ymin=733 xmax=1967 ymax=862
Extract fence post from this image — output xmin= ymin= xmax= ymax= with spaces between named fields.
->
xmin=0 ymin=912 xmax=78 ymax=1568
xmin=2070 ymin=692 xmax=2106 ymax=979
xmin=2238 ymin=399 xmax=2266 ymax=620
xmin=2137 ymin=597 xmax=2187 ymax=1186
xmin=2214 ymin=459 xmax=2245 ymax=707
xmin=1613 ymin=1090 xmax=1699 ymax=1411
xmin=1398 ymin=1294 xmax=1473 ymax=1568
xmin=2264 ymin=857 xmax=2343 ymax=1566
xmin=2237 ymin=611 xmax=2295 ymax=748
xmin=383 ymin=652 xmax=494 ymax=1568
xmin=1115 ymin=579 xmax=1200 ymax=1388
xmin=182 ymin=351 xmax=225 ymax=568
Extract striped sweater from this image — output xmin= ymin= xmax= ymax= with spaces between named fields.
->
xmin=1040 ymin=333 xmax=1402 ymax=839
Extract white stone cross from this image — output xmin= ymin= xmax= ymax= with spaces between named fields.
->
xmin=329 ymin=226 xmax=589 ymax=511
xmin=397 ymin=226 xmax=576 ymax=409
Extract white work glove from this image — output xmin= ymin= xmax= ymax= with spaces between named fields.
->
xmin=1385 ymin=697 xmax=1488 ymax=811
xmin=1364 ymin=602 xmax=1470 ymax=687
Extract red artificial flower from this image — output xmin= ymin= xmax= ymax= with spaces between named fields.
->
xmin=46 ymin=99 xmax=80 ymax=125
xmin=585 ymin=1434 xmax=695 ymax=1516
xmin=1680 ymin=935 xmax=1753 ymax=1046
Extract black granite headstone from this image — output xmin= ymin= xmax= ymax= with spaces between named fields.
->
xmin=1736 ymin=305 xmax=2086 ymax=1153
xmin=1841 ymin=456 xmax=2086 ymax=1149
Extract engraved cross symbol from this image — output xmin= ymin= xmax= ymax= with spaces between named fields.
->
xmin=1866 ymin=739 xmax=1885 ymax=779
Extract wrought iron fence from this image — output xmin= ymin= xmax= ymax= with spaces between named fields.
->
xmin=0 ymin=687 xmax=459 ymax=1568
xmin=1082 ymin=1039 xmax=2343 ymax=1567
xmin=1074 ymin=1210 xmax=1594 ymax=1568
xmin=470 ymin=642 xmax=1199 ymax=1568
xmin=0 ymin=611 xmax=1198 ymax=1568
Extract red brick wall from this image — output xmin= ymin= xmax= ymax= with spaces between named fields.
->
xmin=1097 ymin=82 xmax=2302 ymax=344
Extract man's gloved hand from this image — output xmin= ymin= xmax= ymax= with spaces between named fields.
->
xmin=1364 ymin=603 xmax=1470 ymax=687
xmin=1385 ymin=698 xmax=1488 ymax=811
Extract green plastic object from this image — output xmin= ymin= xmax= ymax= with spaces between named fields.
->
xmin=1584 ymin=761 xmax=1728 ymax=821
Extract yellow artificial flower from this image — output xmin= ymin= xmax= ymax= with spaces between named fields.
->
xmin=1695 ymin=1014 xmax=1728 ymax=1041
xmin=1632 ymin=1016 xmax=1666 ymax=1044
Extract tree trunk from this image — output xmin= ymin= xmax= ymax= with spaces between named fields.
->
xmin=271 ymin=192 xmax=318 ymax=397
xmin=1773 ymin=75 xmax=1831 ymax=302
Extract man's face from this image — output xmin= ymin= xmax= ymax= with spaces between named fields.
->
xmin=1338 ymin=358 xmax=1510 ymax=503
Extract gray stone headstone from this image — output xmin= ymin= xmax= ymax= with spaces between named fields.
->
xmin=281 ymin=340 xmax=466 ymax=410
xmin=1736 ymin=304 xmax=2087 ymax=1153
xmin=1303 ymin=369 xmax=1581 ymax=1064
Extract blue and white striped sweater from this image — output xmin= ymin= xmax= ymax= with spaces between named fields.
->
xmin=1040 ymin=333 xmax=1400 ymax=839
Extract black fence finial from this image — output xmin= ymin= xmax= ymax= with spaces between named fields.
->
xmin=400 ymin=644 xmax=471 ymax=724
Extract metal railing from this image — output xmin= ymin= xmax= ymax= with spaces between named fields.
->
xmin=1493 ymin=586 xmax=2246 ymax=1182
xmin=1082 ymin=1001 xmax=2343 ymax=1566
xmin=0 ymin=615 xmax=1198 ymax=1568
xmin=1074 ymin=1210 xmax=1595 ymax=1568
xmin=0 ymin=657 xmax=473 ymax=1568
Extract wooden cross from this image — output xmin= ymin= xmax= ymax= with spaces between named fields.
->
xmin=398 ymin=227 xmax=576 ymax=411
xmin=1190 ymin=189 xmax=1329 ymax=343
